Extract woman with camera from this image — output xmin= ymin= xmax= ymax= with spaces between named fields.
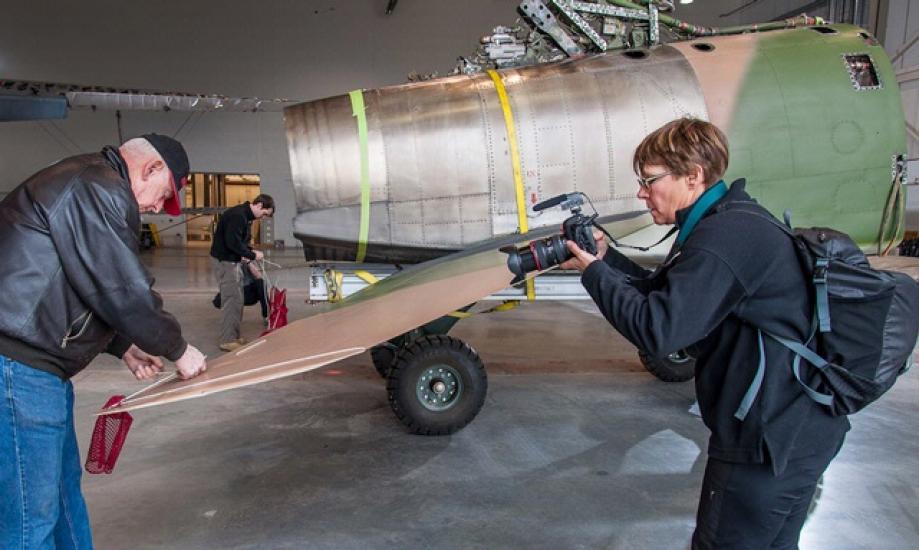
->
xmin=561 ymin=117 xmax=848 ymax=549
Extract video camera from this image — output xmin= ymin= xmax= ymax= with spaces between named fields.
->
xmin=506 ymin=192 xmax=605 ymax=278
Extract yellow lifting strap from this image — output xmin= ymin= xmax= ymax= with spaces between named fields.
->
xmin=487 ymin=69 xmax=535 ymax=301
xmin=354 ymin=270 xmax=379 ymax=285
xmin=325 ymin=269 xmax=377 ymax=302
xmin=447 ymin=300 xmax=521 ymax=318
xmin=323 ymin=269 xmax=345 ymax=303
xmin=143 ymin=223 xmax=161 ymax=247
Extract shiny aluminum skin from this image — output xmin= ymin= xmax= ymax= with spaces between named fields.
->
xmin=285 ymin=46 xmax=707 ymax=263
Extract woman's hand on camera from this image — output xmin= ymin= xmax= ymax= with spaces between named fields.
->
xmin=592 ymin=229 xmax=608 ymax=261
xmin=561 ymin=240 xmax=599 ymax=272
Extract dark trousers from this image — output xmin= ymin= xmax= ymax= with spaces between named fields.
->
xmin=692 ymin=433 xmax=845 ymax=550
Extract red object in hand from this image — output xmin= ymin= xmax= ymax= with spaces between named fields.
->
xmin=85 ymin=395 xmax=133 ymax=474
xmin=261 ymin=287 xmax=288 ymax=336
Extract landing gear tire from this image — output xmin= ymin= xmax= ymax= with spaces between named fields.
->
xmin=387 ymin=335 xmax=487 ymax=435
xmin=639 ymin=349 xmax=695 ymax=382
xmin=370 ymin=343 xmax=398 ymax=378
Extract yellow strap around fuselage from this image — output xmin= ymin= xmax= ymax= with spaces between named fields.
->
xmin=487 ymin=69 xmax=535 ymax=301
xmin=349 ymin=90 xmax=371 ymax=264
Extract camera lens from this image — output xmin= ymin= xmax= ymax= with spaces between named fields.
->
xmin=506 ymin=235 xmax=572 ymax=278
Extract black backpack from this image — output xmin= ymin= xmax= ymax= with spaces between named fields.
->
xmin=728 ymin=204 xmax=919 ymax=418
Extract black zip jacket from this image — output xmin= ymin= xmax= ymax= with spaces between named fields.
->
xmin=0 ymin=147 xmax=188 ymax=379
xmin=210 ymin=202 xmax=256 ymax=262
xmin=582 ymin=180 xmax=849 ymax=474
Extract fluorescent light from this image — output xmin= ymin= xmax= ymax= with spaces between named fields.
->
xmin=680 ymin=0 xmax=693 ymax=4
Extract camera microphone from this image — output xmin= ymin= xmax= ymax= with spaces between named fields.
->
xmin=506 ymin=191 xmax=600 ymax=279
xmin=533 ymin=194 xmax=569 ymax=212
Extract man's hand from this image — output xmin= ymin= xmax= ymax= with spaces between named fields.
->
xmin=122 ymin=344 xmax=164 ymax=380
xmin=252 ymin=249 xmax=265 ymax=261
xmin=560 ymin=239 xmax=600 ymax=273
xmin=174 ymin=344 xmax=207 ymax=380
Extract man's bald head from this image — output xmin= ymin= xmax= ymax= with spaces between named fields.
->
xmin=119 ymin=138 xmax=175 ymax=214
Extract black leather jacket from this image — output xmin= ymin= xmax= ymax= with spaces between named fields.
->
xmin=0 ymin=147 xmax=187 ymax=378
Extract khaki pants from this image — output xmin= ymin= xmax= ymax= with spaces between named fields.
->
xmin=214 ymin=259 xmax=243 ymax=343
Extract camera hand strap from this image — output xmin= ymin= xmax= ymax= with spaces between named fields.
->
xmin=598 ymin=224 xmax=677 ymax=252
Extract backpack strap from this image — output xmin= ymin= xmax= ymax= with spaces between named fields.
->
xmin=733 ymin=329 xmax=767 ymax=420
xmin=720 ymin=202 xmax=832 ymax=331
xmin=812 ymin=258 xmax=831 ymax=332
xmin=762 ymin=329 xmax=835 ymax=407
xmin=717 ymin=200 xmax=795 ymax=237
xmin=733 ymin=325 xmax=836 ymax=420
xmin=721 ymin=202 xmax=837 ymax=415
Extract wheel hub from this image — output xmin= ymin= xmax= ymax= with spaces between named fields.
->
xmin=416 ymin=364 xmax=463 ymax=411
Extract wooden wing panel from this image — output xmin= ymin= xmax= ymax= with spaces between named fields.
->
xmin=101 ymin=210 xmax=648 ymax=414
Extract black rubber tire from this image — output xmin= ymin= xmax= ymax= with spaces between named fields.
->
xmin=899 ymin=237 xmax=919 ymax=257
xmin=370 ymin=343 xmax=397 ymax=378
xmin=387 ymin=335 xmax=487 ymax=435
xmin=638 ymin=349 xmax=696 ymax=382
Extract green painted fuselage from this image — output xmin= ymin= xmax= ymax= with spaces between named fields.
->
xmin=723 ymin=25 xmax=905 ymax=247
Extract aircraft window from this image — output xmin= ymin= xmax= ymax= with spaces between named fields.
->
xmin=811 ymin=27 xmax=838 ymax=34
xmin=843 ymin=54 xmax=881 ymax=90
xmin=622 ymin=50 xmax=648 ymax=60
xmin=692 ymin=43 xmax=715 ymax=52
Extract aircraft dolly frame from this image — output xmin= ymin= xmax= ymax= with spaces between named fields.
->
xmin=308 ymin=264 xmax=695 ymax=435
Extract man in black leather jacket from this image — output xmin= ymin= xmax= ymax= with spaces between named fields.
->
xmin=0 ymin=134 xmax=208 ymax=549
xmin=563 ymin=119 xmax=848 ymax=549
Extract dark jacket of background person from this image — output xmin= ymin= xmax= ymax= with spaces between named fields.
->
xmin=0 ymin=147 xmax=188 ymax=379
xmin=210 ymin=202 xmax=257 ymax=262
xmin=581 ymin=180 xmax=849 ymax=475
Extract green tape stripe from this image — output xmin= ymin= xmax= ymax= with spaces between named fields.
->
xmin=349 ymin=90 xmax=371 ymax=263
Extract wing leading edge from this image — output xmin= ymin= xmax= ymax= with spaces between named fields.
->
xmin=100 ymin=209 xmax=650 ymax=415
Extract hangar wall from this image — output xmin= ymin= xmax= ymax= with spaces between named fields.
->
xmin=883 ymin=0 xmax=919 ymax=221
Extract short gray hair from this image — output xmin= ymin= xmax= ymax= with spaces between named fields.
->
xmin=120 ymin=137 xmax=159 ymax=159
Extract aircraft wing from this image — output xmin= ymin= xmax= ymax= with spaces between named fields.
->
xmin=100 ymin=209 xmax=648 ymax=415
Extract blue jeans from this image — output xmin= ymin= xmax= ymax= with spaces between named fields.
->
xmin=0 ymin=356 xmax=93 ymax=549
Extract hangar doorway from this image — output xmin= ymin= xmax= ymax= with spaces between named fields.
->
xmin=183 ymin=173 xmax=265 ymax=246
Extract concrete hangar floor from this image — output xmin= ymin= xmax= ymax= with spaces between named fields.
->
xmin=73 ymin=247 xmax=919 ymax=549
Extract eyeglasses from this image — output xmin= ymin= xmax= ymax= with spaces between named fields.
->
xmin=637 ymin=171 xmax=672 ymax=191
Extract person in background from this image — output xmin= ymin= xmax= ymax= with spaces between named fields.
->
xmin=210 ymin=194 xmax=274 ymax=351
